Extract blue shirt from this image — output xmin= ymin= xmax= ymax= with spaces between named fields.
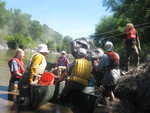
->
xmin=98 ymin=54 xmax=110 ymax=70
xmin=10 ymin=60 xmax=19 ymax=72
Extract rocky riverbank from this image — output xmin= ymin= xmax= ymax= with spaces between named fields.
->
xmin=95 ymin=61 xmax=150 ymax=113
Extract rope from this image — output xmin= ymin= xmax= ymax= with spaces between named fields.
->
xmin=93 ymin=21 xmax=150 ymax=37
xmin=93 ymin=24 xmax=150 ymax=41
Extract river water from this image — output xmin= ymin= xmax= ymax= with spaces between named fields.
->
xmin=0 ymin=50 xmax=73 ymax=113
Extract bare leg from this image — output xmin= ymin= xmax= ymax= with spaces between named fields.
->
xmin=125 ymin=53 xmax=130 ymax=71
xmin=133 ymin=45 xmax=140 ymax=67
xmin=110 ymin=91 xmax=115 ymax=101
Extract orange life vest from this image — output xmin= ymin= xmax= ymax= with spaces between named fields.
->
xmin=106 ymin=51 xmax=120 ymax=68
xmin=8 ymin=58 xmax=25 ymax=78
xmin=125 ymin=27 xmax=137 ymax=39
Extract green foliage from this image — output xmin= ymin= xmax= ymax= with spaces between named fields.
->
xmin=94 ymin=0 xmax=150 ymax=63
xmin=62 ymin=36 xmax=72 ymax=52
xmin=10 ymin=9 xmax=31 ymax=35
xmin=5 ymin=34 xmax=35 ymax=49
xmin=47 ymin=40 xmax=56 ymax=51
xmin=47 ymin=35 xmax=73 ymax=52
xmin=0 ymin=1 xmax=8 ymax=27
xmin=94 ymin=16 xmax=124 ymax=46
xmin=29 ymin=20 xmax=43 ymax=41
xmin=102 ymin=0 xmax=123 ymax=11
xmin=0 ymin=1 xmax=71 ymax=51
xmin=94 ymin=0 xmax=150 ymax=45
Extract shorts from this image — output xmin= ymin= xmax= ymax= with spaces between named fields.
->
xmin=125 ymin=38 xmax=137 ymax=54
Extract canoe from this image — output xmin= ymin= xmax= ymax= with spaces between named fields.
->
xmin=17 ymin=80 xmax=97 ymax=113
xmin=30 ymin=81 xmax=65 ymax=108
xmin=30 ymin=84 xmax=55 ymax=108
xmin=17 ymin=81 xmax=65 ymax=109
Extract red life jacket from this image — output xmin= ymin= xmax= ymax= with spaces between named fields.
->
xmin=125 ymin=28 xmax=137 ymax=40
xmin=8 ymin=58 xmax=25 ymax=78
xmin=106 ymin=51 xmax=120 ymax=68
xmin=38 ymin=72 xmax=55 ymax=86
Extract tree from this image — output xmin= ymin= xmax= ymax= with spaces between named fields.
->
xmin=5 ymin=33 xmax=34 ymax=49
xmin=10 ymin=9 xmax=31 ymax=35
xmin=95 ymin=0 xmax=150 ymax=45
xmin=62 ymin=36 xmax=72 ymax=52
xmin=29 ymin=20 xmax=43 ymax=41
xmin=0 ymin=1 xmax=8 ymax=27
xmin=0 ymin=1 xmax=69 ymax=51
xmin=94 ymin=16 xmax=124 ymax=46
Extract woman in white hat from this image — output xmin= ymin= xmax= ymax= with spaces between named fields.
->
xmin=28 ymin=44 xmax=49 ymax=84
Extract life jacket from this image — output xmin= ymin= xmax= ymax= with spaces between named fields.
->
xmin=106 ymin=51 xmax=120 ymax=69
xmin=38 ymin=72 xmax=55 ymax=86
xmin=69 ymin=58 xmax=92 ymax=86
xmin=8 ymin=58 xmax=25 ymax=78
xmin=125 ymin=28 xmax=137 ymax=40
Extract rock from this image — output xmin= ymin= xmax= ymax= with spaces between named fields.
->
xmin=95 ymin=62 xmax=150 ymax=113
xmin=0 ymin=44 xmax=8 ymax=49
xmin=116 ymin=62 xmax=150 ymax=113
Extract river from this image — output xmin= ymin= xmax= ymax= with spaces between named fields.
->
xmin=0 ymin=50 xmax=73 ymax=113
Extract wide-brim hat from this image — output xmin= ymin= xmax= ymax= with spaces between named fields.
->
xmin=37 ymin=44 xmax=49 ymax=53
xmin=61 ymin=51 xmax=66 ymax=54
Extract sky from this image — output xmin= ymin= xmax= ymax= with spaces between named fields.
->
xmin=4 ymin=0 xmax=111 ymax=38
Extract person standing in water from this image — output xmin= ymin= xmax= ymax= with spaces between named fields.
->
xmin=8 ymin=48 xmax=25 ymax=100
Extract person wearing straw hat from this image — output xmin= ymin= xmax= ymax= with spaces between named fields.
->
xmin=28 ymin=44 xmax=49 ymax=84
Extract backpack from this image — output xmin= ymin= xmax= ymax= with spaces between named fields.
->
xmin=106 ymin=51 xmax=120 ymax=69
